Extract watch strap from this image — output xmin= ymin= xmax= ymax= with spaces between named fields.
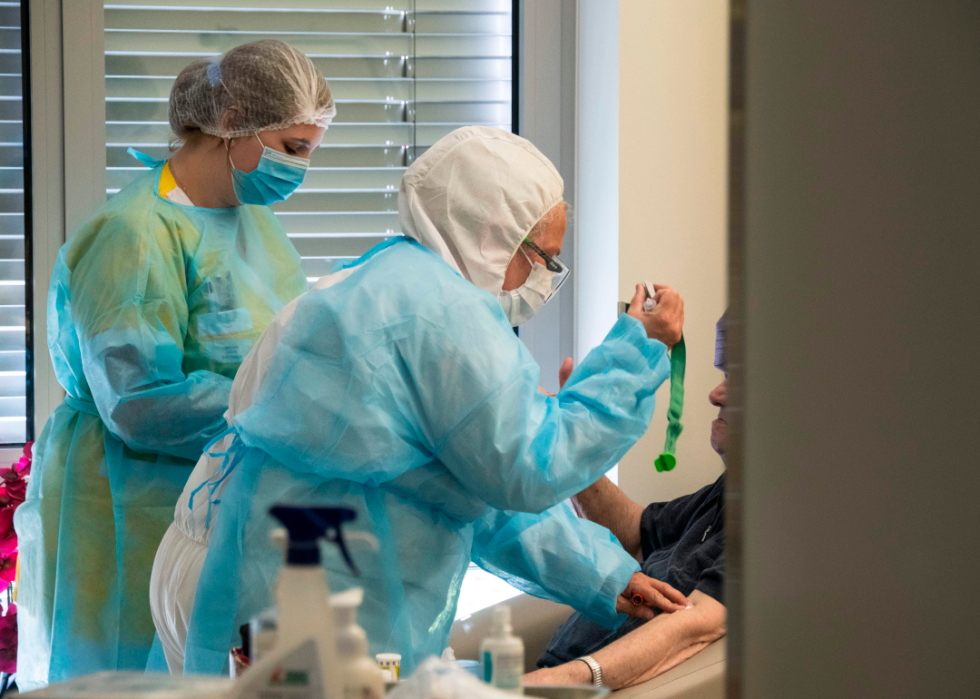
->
xmin=577 ymin=655 xmax=603 ymax=687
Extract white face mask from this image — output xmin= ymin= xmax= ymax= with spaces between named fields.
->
xmin=496 ymin=249 xmax=557 ymax=326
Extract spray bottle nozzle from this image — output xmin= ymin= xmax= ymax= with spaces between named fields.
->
xmin=269 ymin=504 xmax=360 ymax=574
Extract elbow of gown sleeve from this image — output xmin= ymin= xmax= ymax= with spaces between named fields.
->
xmin=104 ymin=370 xmax=233 ymax=461
xmin=471 ymin=504 xmax=640 ymax=630
xmin=83 ymin=328 xmax=233 ymax=461
xmin=441 ymin=314 xmax=671 ymax=514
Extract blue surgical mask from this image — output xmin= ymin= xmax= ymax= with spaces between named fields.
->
xmin=228 ymin=134 xmax=309 ymax=206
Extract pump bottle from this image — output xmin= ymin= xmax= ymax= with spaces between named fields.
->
xmin=331 ymin=588 xmax=385 ymax=699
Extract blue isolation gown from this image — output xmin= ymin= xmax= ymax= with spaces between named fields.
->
xmin=183 ymin=238 xmax=671 ymax=675
xmin=14 ymin=163 xmax=308 ymax=690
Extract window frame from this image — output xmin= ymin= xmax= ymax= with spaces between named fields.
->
xmin=0 ymin=0 xmax=40 ymax=451
xmin=513 ymin=0 xmax=577 ymax=392
xmin=16 ymin=0 xmax=33 ymax=447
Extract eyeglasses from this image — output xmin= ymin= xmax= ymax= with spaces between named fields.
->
xmin=522 ymin=238 xmax=571 ymax=296
xmin=522 ymin=238 xmax=564 ymax=273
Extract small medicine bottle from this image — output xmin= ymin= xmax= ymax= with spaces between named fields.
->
xmin=376 ymin=652 xmax=402 ymax=680
xmin=480 ymin=606 xmax=524 ymax=695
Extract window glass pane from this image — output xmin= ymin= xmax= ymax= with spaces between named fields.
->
xmin=0 ymin=0 xmax=29 ymax=445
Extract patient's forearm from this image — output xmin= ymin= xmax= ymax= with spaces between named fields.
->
xmin=571 ymin=477 xmax=644 ymax=558
xmin=524 ymin=591 xmax=726 ymax=690
xmin=593 ymin=593 xmax=725 ymax=688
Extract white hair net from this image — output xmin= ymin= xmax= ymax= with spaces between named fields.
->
xmin=169 ymin=40 xmax=336 ymax=140
xmin=398 ymin=126 xmax=564 ymax=295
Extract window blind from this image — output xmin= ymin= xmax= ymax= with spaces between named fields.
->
xmin=0 ymin=1 xmax=28 ymax=445
xmin=104 ymin=0 xmax=514 ymax=282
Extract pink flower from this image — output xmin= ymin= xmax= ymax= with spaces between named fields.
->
xmin=0 ymin=508 xmax=16 ymax=557
xmin=5 ymin=483 xmax=24 ymax=505
xmin=0 ymin=469 xmax=25 ymax=504
xmin=0 ymin=606 xmax=16 ymax=673
xmin=0 ymin=489 xmax=10 ymax=509
xmin=15 ymin=442 xmax=32 ymax=477
xmin=0 ymin=553 xmax=15 ymax=583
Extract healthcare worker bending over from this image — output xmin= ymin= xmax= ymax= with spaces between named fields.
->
xmin=14 ymin=40 xmax=334 ymax=689
xmin=151 ymin=126 xmax=686 ymax=675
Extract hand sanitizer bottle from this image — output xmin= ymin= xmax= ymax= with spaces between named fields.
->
xmin=480 ymin=606 xmax=524 ymax=695
xmin=331 ymin=587 xmax=385 ymax=699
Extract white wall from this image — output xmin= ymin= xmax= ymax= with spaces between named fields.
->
xmin=618 ymin=0 xmax=729 ymax=505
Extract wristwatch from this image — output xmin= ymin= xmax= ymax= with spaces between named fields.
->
xmin=577 ymin=655 xmax=603 ymax=687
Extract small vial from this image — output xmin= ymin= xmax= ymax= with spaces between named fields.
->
xmin=642 ymin=282 xmax=657 ymax=311
xmin=376 ymin=652 xmax=401 ymax=680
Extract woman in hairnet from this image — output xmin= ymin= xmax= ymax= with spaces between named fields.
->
xmin=152 ymin=126 xmax=686 ymax=675
xmin=13 ymin=40 xmax=334 ymax=689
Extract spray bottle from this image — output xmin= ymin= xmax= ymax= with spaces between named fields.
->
xmin=232 ymin=505 xmax=359 ymax=699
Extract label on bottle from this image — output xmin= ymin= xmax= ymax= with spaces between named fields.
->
xmin=258 ymin=639 xmax=323 ymax=699
xmin=487 ymin=648 xmax=523 ymax=692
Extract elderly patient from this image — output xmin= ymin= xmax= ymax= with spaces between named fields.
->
xmin=525 ymin=315 xmax=730 ymax=690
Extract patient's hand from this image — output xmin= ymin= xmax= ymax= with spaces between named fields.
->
xmin=617 ymin=572 xmax=688 ymax=618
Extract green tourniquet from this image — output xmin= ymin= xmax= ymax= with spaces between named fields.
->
xmin=655 ymin=336 xmax=686 ymax=472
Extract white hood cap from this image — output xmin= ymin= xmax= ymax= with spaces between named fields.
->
xmin=398 ymin=126 xmax=564 ymax=295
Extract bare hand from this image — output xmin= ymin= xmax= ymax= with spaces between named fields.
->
xmin=558 ymin=357 xmax=573 ymax=390
xmin=616 ymin=572 xmax=689 ymax=619
xmin=626 ymin=283 xmax=684 ymax=347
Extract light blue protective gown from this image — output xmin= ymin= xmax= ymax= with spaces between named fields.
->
xmin=14 ymin=163 xmax=307 ymax=690
xmin=183 ymin=238 xmax=671 ymax=675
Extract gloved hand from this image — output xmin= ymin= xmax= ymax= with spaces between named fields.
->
xmin=616 ymin=572 xmax=689 ymax=619
xmin=626 ymin=283 xmax=684 ymax=348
